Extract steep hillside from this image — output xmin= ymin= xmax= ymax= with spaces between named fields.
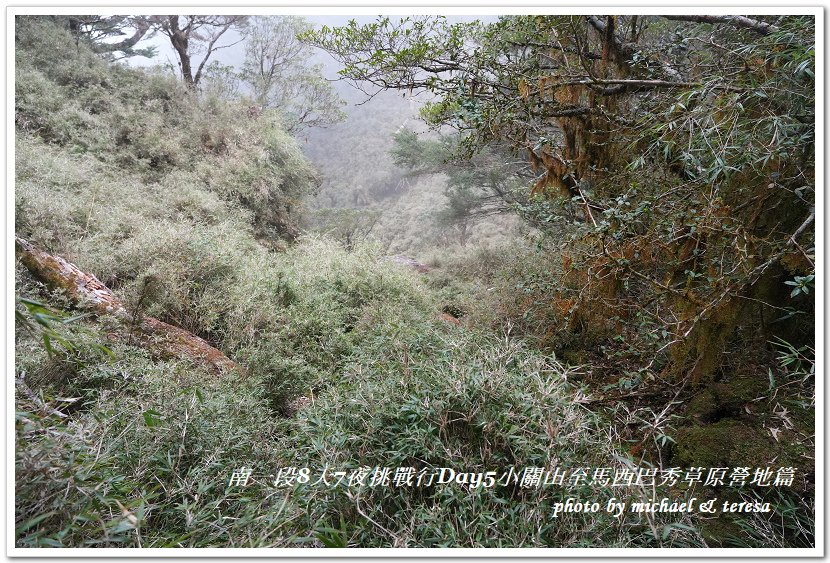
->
xmin=14 ymin=17 xmax=689 ymax=549
xmin=13 ymin=14 xmax=815 ymax=550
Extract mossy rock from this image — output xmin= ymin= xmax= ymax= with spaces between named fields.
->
xmin=561 ymin=348 xmax=589 ymax=366
xmin=686 ymin=376 xmax=767 ymax=423
xmin=672 ymin=419 xmax=780 ymax=468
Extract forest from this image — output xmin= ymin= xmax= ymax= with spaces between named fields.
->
xmin=13 ymin=13 xmax=816 ymax=550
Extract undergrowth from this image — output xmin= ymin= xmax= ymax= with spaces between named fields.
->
xmin=15 ymin=291 xmax=703 ymax=547
xmin=14 ymin=14 xmax=811 ymax=550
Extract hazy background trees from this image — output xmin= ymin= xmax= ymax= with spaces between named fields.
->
xmin=39 ymin=13 xmax=523 ymax=255
xmin=241 ymin=16 xmax=345 ymax=130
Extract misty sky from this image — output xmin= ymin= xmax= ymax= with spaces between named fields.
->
xmin=127 ymin=15 xmax=494 ymax=82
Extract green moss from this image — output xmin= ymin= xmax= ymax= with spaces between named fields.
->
xmin=673 ymin=419 xmax=777 ymax=468
xmin=783 ymin=398 xmax=815 ymax=432
xmin=561 ymin=348 xmax=590 ymax=366
xmin=686 ymin=376 xmax=768 ymax=423
xmin=678 ymin=368 xmax=812 ymax=473
xmin=666 ymin=297 xmax=746 ymax=386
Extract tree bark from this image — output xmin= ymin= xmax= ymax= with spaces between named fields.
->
xmin=15 ymin=236 xmax=239 ymax=376
xmin=165 ymin=16 xmax=195 ymax=87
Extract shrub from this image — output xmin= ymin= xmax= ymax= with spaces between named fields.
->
xmin=15 ymin=17 xmax=318 ymax=240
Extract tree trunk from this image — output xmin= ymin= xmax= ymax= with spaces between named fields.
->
xmin=15 ymin=236 xmax=239 ymax=376
xmin=167 ymin=17 xmax=195 ymax=87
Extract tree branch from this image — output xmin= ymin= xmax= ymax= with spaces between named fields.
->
xmin=94 ymin=17 xmax=152 ymax=54
xmin=587 ymin=15 xmax=683 ymax=81
xmin=663 ymin=15 xmax=780 ymax=36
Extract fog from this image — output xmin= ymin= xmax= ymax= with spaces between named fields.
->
xmin=123 ymin=14 xmax=518 ymax=255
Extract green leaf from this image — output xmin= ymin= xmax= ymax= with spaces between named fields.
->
xmin=315 ymin=526 xmax=347 ymax=548
xmin=16 ymin=511 xmax=57 ymax=535
xmin=41 ymin=333 xmax=55 ymax=356
xmin=142 ymin=409 xmax=163 ymax=428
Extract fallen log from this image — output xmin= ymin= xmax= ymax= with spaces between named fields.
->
xmin=15 ymin=236 xmax=238 ymax=376
xmin=384 ymin=255 xmax=430 ymax=273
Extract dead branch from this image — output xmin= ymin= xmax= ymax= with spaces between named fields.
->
xmin=15 ymin=236 xmax=239 ymax=376
xmin=662 ymin=15 xmax=780 ymax=36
